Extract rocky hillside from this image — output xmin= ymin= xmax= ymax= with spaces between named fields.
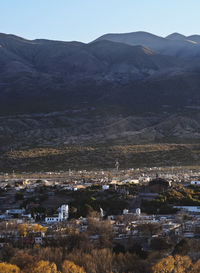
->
xmin=1 ymin=31 xmax=200 ymax=169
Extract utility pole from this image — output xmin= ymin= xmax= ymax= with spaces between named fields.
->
xmin=115 ymin=159 xmax=119 ymax=171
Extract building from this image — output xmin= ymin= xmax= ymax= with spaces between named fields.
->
xmin=102 ymin=185 xmax=109 ymax=190
xmin=45 ymin=204 xmax=69 ymax=224
xmin=149 ymin=178 xmax=171 ymax=193
xmin=173 ymin=206 xmax=200 ymax=213
xmin=191 ymin=181 xmax=200 ymax=186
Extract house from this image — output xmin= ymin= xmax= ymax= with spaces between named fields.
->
xmin=173 ymin=206 xmax=200 ymax=213
xmin=123 ymin=209 xmax=129 ymax=215
xmin=191 ymin=181 xmax=200 ymax=186
xmin=35 ymin=236 xmax=43 ymax=244
xmin=5 ymin=208 xmax=25 ymax=218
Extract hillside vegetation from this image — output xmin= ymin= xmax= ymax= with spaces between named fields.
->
xmin=2 ymin=143 xmax=200 ymax=172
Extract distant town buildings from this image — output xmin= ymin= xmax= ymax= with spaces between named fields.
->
xmin=45 ymin=204 xmax=69 ymax=223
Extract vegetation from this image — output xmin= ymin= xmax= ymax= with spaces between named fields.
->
xmin=68 ymin=186 xmax=132 ymax=217
xmin=142 ymin=184 xmax=200 ymax=214
xmin=1 ymin=246 xmax=200 ymax=273
xmin=1 ymin=213 xmax=200 ymax=272
xmin=17 ymin=224 xmax=47 ymax=237
xmin=152 ymin=255 xmax=200 ymax=273
xmin=3 ymin=143 xmax=200 ymax=172
xmin=62 ymin=260 xmax=85 ymax=273
xmin=0 ymin=262 xmax=20 ymax=273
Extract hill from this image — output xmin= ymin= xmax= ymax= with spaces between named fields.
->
xmin=95 ymin=31 xmax=200 ymax=58
xmin=1 ymin=32 xmax=200 ymax=170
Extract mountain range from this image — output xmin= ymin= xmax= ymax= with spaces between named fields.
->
xmin=1 ymin=31 xmax=200 ymax=155
xmin=96 ymin=31 xmax=200 ymax=59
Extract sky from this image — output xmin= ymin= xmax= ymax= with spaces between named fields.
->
xmin=0 ymin=0 xmax=200 ymax=43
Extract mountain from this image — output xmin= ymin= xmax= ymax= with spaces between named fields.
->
xmin=0 ymin=33 xmax=185 ymax=77
xmin=166 ymin=33 xmax=200 ymax=44
xmin=187 ymin=35 xmax=200 ymax=43
xmin=0 ymin=33 xmax=188 ymax=115
xmin=166 ymin=33 xmax=186 ymax=40
xmin=1 ymin=32 xmax=200 ymax=165
xmin=95 ymin=31 xmax=200 ymax=58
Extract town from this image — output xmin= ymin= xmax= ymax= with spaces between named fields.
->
xmin=1 ymin=165 xmax=200 ymax=271
xmin=1 ymin=165 xmax=200 ymax=244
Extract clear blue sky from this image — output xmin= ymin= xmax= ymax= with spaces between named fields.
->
xmin=0 ymin=0 xmax=200 ymax=42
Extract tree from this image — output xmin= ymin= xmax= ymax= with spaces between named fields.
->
xmin=31 ymin=224 xmax=47 ymax=233
xmin=87 ymin=218 xmax=114 ymax=248
xmin=129 ymin=243 xmax=148 ymax=259
xmin=173 ymin=239 xmax=190 ymax=256
xmin=89 ymin=249 xmax=113 ymax=273
xmin=152 ymin=255 xmax=193 ymax=273
xmin=30 ymin=260 xmax=57 ymax=273
xmin=150 ymin=238 xmax=172 ymax=251
xmin=137 ymin=223 xmax=162 ymax=237
xmin=0 ymin=262 xmax=20 ymax=273
xmin=188 ymin=239 xmax=200 ymax=261
xmin=10 ymin=251 xmax=34 ymax=270
xmin=113 ymin=243 xmax=126 ymax=254
xmin=191 ymin=260 xmax=200 ymax=273
xmin=65 ymin=250 xmax=97 ymax=273
xmin=173 ymin=255 xmax=192 ymax=273
xmin=62 ymin=260 xmax=85 ymax=273
xmin=17 ymin=223 xmax=28 ymax=237
xmin=152 ymin=256 xmax=175 ymax=273
xmin=115 ymin=252 xmax=150 ymax=273
xmin=29 ymin=247 xmax=63 ymax=268
xmin=1 ymin=245 xmax=15 ymax=262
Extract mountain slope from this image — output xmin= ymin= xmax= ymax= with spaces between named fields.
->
xmin=95 ymin=31 xmax=200 ymax=58
xmin=1 ymin=32 xmax=200 ymax=159
xmin=0 ymin=33 xmax=189 ymax=115
xmin=187 ymin=35 xmax=200 ymax=43
xmin=166 ymin=33 xmax=186 ymax=40
xmin=0 ymin=34 xmax=185 ymax=77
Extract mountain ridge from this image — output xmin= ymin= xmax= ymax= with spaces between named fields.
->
xmin=1 ymin=31 xmax=200 ymax=158
xmin=95 ymin=31 xmax=200 ymax=58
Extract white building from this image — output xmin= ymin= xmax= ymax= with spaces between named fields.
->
xmin=136 ymin=208 xmax=141 ymax=216
xmin=6 ymin=209 xmax=25 ymax=215
xmin=173 ymin=206 xmax=200 ymax=213
xmin=123 ymin=209 xmax=129 ymax=215
xmin=102 ymin=185 xmax=109 ymax=190
xmin=191 ymin=181 xmax=200 ymax=186
xmin=35 ymin=237 xmax=43 ymax=244
xmin=45 ymin=204 xmax=69 ymax=223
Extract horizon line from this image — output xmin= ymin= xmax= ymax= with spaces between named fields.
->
xmin=1 ymin=30 xmax=200 ymax=44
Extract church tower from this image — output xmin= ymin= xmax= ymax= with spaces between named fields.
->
xmin=58 ymin=204 xmax=69 ymax=221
